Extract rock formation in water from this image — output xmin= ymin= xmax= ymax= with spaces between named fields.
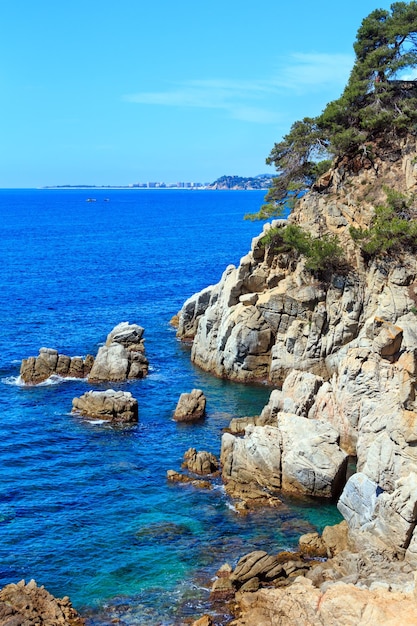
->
xmin=0 ymin=579 xmax=84 ymax=626
xmin=20 ymin=348 xmax=94 ymax=385
xmin=72 ymin=389 xmax=138 ymax=423
xmin=88 ymin=322 xmax=148 ymax=382
xmin=20 ymin=322 xmax=148 ymax=385
xmin=177 ymin=138 xmax=417 ymax=577
xmin=173 ymin=389 xmax=206 ymax=422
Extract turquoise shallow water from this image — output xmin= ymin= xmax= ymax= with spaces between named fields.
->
xmin=0 ymin=189 xmax=342 ymax=624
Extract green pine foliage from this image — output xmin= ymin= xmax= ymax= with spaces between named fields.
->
xmin=259 ymin=223 xmax=344 ymax=272
xmin=252 ymin=2 xmax=417 ymax=221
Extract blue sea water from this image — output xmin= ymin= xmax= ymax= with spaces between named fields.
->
xmin=0 ymin=189 xmax=341 ymax=625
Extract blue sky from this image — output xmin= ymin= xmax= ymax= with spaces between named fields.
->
xmin=1 ymin=0 xmax=399 ymax=187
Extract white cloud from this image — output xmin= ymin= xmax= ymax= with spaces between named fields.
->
xmin=123 ymin=52 xmax=354 ymax=123
xmin=273 ymin=53 xmax=354 ymax=91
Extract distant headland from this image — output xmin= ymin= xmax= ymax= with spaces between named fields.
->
xmin=43 ymin=174 xmax=273 ymax=191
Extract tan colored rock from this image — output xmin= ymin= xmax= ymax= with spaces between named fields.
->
xmin=173 ymin=389 xmax=206 ymax=422
xmin=0 ymin=579 xmax=84 ymax=626
xmin=72 ymin=389 xmax=138 ymax=423
xmin=232 ymin=577 xmax=417 ymax=626
xmin=182 ymin=448 xmax=218 ymax=474
xmin=322 ymin=521 xmax=350 ymax=557
xmin=191 ymin=615 xmax=214 ymax=626
xmin=20 ymin=348 xmax=93 ymax=385
xmin=299 ymin=532 xmax=327 ymax=558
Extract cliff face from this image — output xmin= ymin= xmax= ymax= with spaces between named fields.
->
xmin=177 ymin=136 xmax=417 ymax=561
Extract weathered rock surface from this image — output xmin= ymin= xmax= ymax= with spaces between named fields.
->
xmin=72 ymin=390 xmax=138 ymax=423
xmin=166 ymin=469 xmax=212 ymax=490
xmin=221 ymin=414 xmax=347 ymax=500
xmin=173 ymin=389 xmax=206 ymax=422
xmin=88 ymin=322 xmax=148 ymax=382
xmin=182 ymin=138 xmax=417 ymax=625
xmin=0 ymin=579 xmax=84 ymax=626
xmin=182 ymin=447 xmax=219 ymax=474
xmin=20 ymin=348 xmax=94 ymax=385
xmin=231 ymin=577 xmax=417 ymax=626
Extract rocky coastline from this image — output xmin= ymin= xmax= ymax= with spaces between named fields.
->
xmin=173 ymin=137 xmax=417 ymax=624
xmin=7 ymin=139 xmax=417 ymax=624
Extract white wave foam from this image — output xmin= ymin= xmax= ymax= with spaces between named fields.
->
xmin=2 ymin=374 xmax=87 ymax=387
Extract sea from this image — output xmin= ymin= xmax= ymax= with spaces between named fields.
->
xmin=0 ymin=188 xmax=342 ymax=625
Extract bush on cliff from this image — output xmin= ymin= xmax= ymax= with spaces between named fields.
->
xmin=260 ymin=223 xmax=344 ymax=272
xmin=350 ymin=186 xmax=417 ymax=255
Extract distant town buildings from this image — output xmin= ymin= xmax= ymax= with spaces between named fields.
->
xmin=128 ymin=181 xmax=208 ymax=189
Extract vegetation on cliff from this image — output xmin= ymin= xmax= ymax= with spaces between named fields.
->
xmin=247 ymin=2 xmax=417 ymax=221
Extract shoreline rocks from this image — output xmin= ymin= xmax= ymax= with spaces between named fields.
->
xmin=0 ymin=579 xmax=84 ymax=626
xmin=72 ymin=390 xmax=138 ymax=423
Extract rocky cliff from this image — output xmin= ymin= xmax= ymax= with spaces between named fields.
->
xmin=177 ymin=137 xmax=417 ymax=586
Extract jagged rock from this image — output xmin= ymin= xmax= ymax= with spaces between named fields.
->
xmin=88 ymin=322 xmax=148 ymax=382
xmin=182 ymin=448 xmax=218 ymax=474
xmin=191 ymin=616 xmax=214 ymax=626
xmin=72 ymin=390 xmax=138 ymax=423
xmin=173 ymin=389 xmax=206 ymax=422
xmin=0 ymin=579 xmax=84 ymax=626
xmin=221 ymin=414 xmax=347 ymax=500
xmin=232 ymin=577 xmax=417 ymax=626
xmin=366 ymin=316 xmax=403 ymax=359
xmin=166 ymin=470 xmax=212 ymax=490
xmin=20 ymin=348 xmax=94 ymax=385
xmin=298 ymin=532 xmax=327 ymax=558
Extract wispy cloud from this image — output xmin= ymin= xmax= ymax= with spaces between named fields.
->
xmin=123 ymin=52 xmax=354 ymax=123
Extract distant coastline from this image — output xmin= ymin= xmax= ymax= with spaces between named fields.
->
xmin=42 ymin=174 xmax=273 ymax=191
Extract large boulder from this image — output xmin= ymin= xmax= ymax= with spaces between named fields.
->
xmin=20 ymin=348 xmax=94 ymax=385
xmin=221 ymin=414 xmax=348 ymax=500
xmin=88 ymin=322 xmax=148 ymax=383
xmin=72 ymin=389 xmax=138 ymax=423
xmin=173 ymin=389 xmax=206 ymax=422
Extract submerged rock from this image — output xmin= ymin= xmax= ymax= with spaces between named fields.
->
xmin=72 ymin=389 xmax=138 ymax=423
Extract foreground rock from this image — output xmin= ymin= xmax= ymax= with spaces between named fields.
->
xmin=231 ymin=578 xmax=417 ymax=626
xmin=0 ymin=579 xmax=84 ymax=626
xmin=88 ymin=322 xmax=148 ymax=383
xmin=173 ymin=389 xmax=206 ymax=422
xmin=72 ymin=390 xmax=138 ymax=423
xmin=20 ymin=348 xmax=94 ymax=385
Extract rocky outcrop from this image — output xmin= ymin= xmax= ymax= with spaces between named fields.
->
xmin=176 ymin=137 xmax=417 ymax=557
xmin=72 ymin=390 xmax=138 ymax=423
xmin=221 ymin=414 xmax=347 ymax=502
xmin=182 ymin=447 xmax=219 ymax=474
xmin=231 ymin=577 xmax=417 ymax=626
xmin=0 ymin=579 xmax=84 ymax=626
xmin=173 ymin=389 xmax=206 ymax=422
xmin=20 ymin=322 xmax=148 ymax=385
xmin=20 ymin=348 xmax=94 ymax=384
xmin=88 ymin=322 xmax=148 ymax=383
